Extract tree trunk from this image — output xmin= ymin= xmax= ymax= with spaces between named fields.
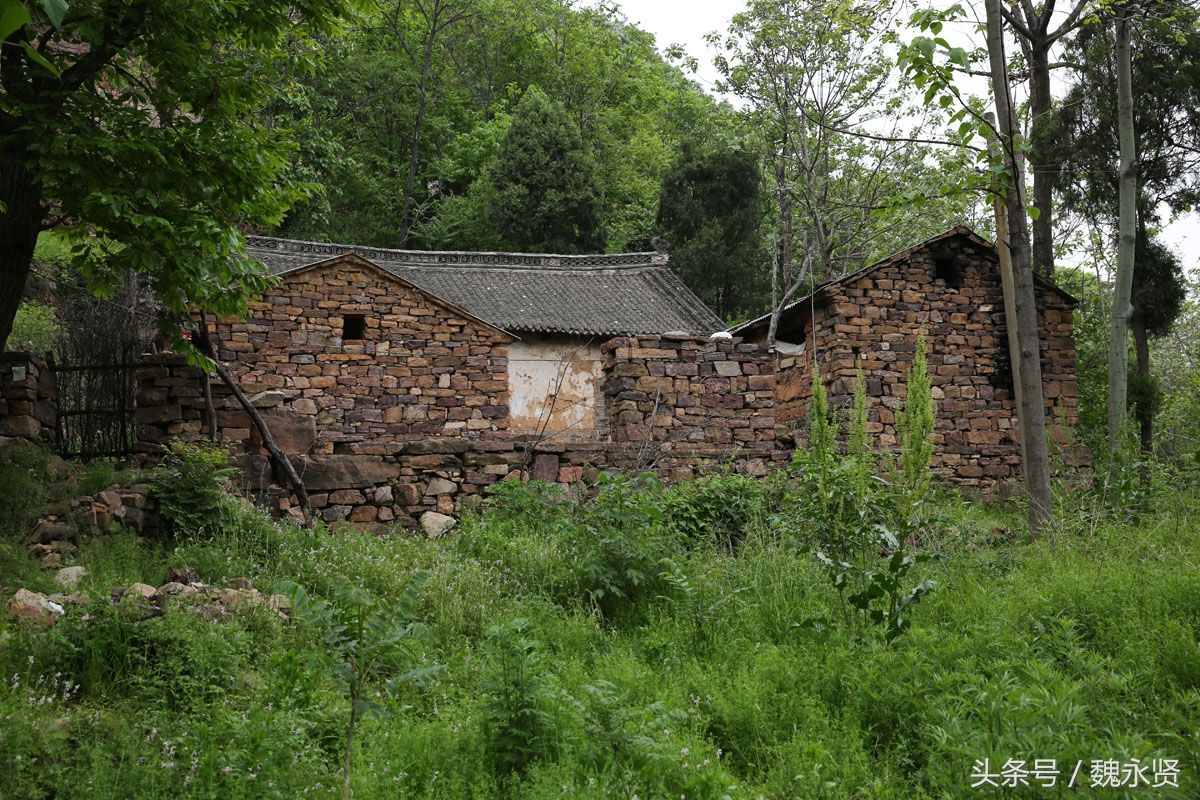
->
xmin=767 ymin=158 xmax=793 ymax=347
xmin=985 ymin=0 xmax=1053 ymax=537
xmin=1107 ymin=7 xmax=1138 ymax=452
xmin=397 ymin=27 xmax=437 ymax=246
xmin=1131 ymin=310 xmax=1152 ymax=455
xmin=1028 ymin=41 xmax=1057 ymax=280
xmin=0 ymin=157 xmax=44 ymax=350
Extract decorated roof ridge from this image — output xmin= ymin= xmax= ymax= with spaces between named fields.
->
xmin=245 ymin=235 xmax=668 ymax=271
xmin=729 ymin=226 xmax=1076 ymax=337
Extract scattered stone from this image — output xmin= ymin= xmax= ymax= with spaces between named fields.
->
xmin=39 ymin=552 xmax=62 ymax=569
xmin=6 ymin=589 xmax=65 ymax=626
xmin=55 ymin=566 xmax=87 ymax=591
xmin=98 ymin=490 xmax=123 ymax=511
xmin=27 ymin=519 xmax=71 ymax=545
xmin=123 ymin=583 xmax=158 ymax=600
xmin=420 ymin=511 xmax=457 ymax=540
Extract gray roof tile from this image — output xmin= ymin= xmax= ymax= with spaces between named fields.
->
xmin=246 ymin=236 xmax=725 ymax=338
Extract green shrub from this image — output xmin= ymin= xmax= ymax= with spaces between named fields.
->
xmin=151 ymin=441 xmax=237 ymax=537
xmin=480 ymin=618 xmax=564 ymax=777
xmin=6 ymin=301 xmax=59 ymax=356
xmin=577 ymin=472 xmax=679 ymax=619
xmin=663 ymin=472 xmax=768 ymax=551
xmin=279 ymin=574 xmax=442 ymax=799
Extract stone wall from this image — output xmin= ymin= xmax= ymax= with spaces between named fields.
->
xmin=0 ymin=353 xmax=57 ymax=445
xmin=769 ymin=236 xmax=1082 ymax=494
xmin=602 ymin=335 xmax=778 ymax=447
xmin=134 ymin=333 xmax=787 ymax=532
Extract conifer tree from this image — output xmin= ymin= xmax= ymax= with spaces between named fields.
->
xmin=488 ymin=88 xmax=605 ymax=253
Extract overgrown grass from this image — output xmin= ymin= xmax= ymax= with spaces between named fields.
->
xmin=1 ymin=463 xmax=1197 ymax=798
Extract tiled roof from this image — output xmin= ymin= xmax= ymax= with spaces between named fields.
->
xmin=729 ymin=226 xmax=1077 ymax=338
xmin=245 ymin=236 xmax=725 ymax=338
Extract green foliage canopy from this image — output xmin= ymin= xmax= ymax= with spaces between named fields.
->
xmin=0 ymin=0 xmax=353 ymax=348
xmin=655 ymin=143 xmax=766 ymax=319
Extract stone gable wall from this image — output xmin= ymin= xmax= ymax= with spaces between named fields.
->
xmin=773 ymin=238 xmax=1082 ymax=494
xmin=208 ymin=261 xmax=511 ymax=448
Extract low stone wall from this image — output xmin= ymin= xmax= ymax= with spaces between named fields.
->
xmin=0 ymin=353 xmax=57 ymax=445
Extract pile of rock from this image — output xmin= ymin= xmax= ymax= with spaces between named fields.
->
xmin=4 ymin=566 xmax=289 ymax=628
xmin=24 ymin=484 xmax=157 ymax=567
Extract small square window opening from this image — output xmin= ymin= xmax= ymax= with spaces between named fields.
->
xmin=342 ymin=314 xmax=366 ymax=340
xmin=934 ymin=254 xmax=963 ymax=288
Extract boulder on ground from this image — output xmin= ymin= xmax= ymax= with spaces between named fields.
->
xmin=27 ymin=519 xmax=71 ymax=545
xmin=5 ymin=589 xmax=65 ymax=626
xmin=123 ymin=583 xmax=158 ymax=600
xmin=55 ymin=566 xmax=87 ymax=591
xmin=420 ymin=511 xmax=457 ymax=540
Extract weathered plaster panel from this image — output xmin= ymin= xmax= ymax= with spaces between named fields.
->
xmin=508 ymin=337 xmax=603 ymax=435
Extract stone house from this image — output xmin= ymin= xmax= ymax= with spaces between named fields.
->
xmin=731 ymin=227 xmax=1082 ymax=494
xmin=131 ymin=238 xmax=779 ymax=530
xmin=243 ymin=236 xmax=726 ymax=438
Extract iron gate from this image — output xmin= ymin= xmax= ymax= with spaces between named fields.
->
xmin=49 ymin=273 xmax=152 ymax=461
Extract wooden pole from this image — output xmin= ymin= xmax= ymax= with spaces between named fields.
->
xmin=196 ymin=313 xmax=314 ymax=528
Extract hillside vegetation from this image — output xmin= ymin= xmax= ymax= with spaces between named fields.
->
xmin=1 ymin=431 xmax=1197 ymax=799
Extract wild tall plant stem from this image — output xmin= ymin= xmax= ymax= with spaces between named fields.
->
xmin=342 ymin=701 xmax=357 ymax=800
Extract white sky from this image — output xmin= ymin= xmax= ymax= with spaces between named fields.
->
xmin=611 ymin=0 xmax=1199 ymax=268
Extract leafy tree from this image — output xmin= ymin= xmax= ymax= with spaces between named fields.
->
xmin=0 ymin=0 xmax=351 ymax=350
xmin=487 ymin=87 xmax=604 ymax=253
xmin=1057 ymin=1 xmax=1200 ymax=224
xmin=713 ymin=0 xmax=984 ymax=342
xmin=655 ymin=143 xmax=766 ymax=320
xmin=278 ymin=0 xmax=726 ymax=253
xmin=1054 ymin=2 xmax=1199 ymax=451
